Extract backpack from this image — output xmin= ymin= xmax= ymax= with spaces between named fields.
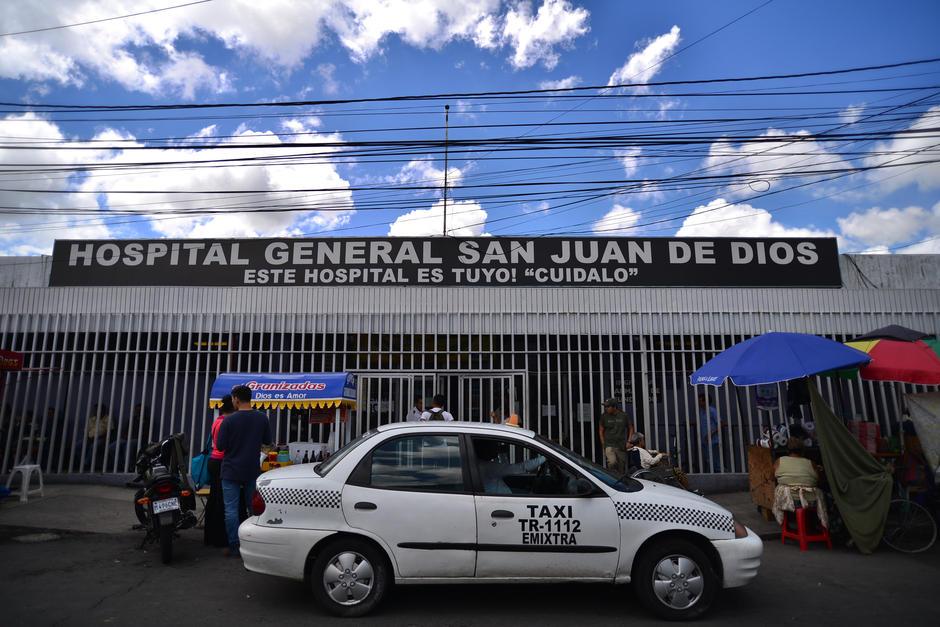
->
xmin=427 ymin=408 xmax=448 ymax=421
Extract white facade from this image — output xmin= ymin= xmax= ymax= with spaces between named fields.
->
xmin=1 ymin=254 xmax=939 ymax=477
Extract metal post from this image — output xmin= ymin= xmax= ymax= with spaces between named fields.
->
xmin=442 ymin=104 xmax=450 ymax=236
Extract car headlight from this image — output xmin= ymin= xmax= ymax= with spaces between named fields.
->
xmin=733 ymin=519 xmax=748 ymax=538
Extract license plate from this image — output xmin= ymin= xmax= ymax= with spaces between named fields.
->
xmin=152 ymin=497 xmax=180 ymax=514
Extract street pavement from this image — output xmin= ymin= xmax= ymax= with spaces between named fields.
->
xmin=1 ymin=519 xmax=938 ymax=626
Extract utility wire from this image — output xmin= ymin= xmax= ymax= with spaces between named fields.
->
xmin=0 ymin=0 xmax=214 ymax=38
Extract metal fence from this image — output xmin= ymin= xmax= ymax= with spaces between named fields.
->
xmin=2 ymin=287 xmax=938 ymax=477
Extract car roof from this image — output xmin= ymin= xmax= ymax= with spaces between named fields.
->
xmin=376 ymin=421 xmax=536 ymax=439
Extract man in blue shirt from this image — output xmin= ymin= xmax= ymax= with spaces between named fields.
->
xmin=216 ymin=384 xmax=272 ymax=555
xmin=698 ymin=393 xmax=721 ymax=473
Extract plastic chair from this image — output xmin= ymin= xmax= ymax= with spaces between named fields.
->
xmin=5 ymin=464 xmax=44 ymax=503
xmin=781 ymin=506 xmax=832 ymax=551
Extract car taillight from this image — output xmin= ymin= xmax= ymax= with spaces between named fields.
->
xmin=251 ymin=490 xmax=266 ymax=516
xmin=155 ymin=483 xmax=174 ymax=496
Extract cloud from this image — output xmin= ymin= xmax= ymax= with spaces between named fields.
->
xmin=316 ymin=63 xmax=339 ymax=95
xmin=864 ymin=105 xmax=940 ymax=193
xmin=675 ymin=198 xmax=838 ymax=239
xmin=0 ymin=113 xmax=115 ymax=255
xmin=608 ymin=25 xmax=680 ymax=88
xmin=0 ymin=1 xmax=592 ymax=96
xmin=387 ymin=199 xmax=488 ymax=236
xmin=840 ymin=103 xmax=865 ymax=125
xmin=593 ymin=204 xmax=640 ymax=235
xmin=388 ymin=158 xmax=464 ymax=190
xmin=501 ymin=0 xmax=590 ymax=69
xmin=0 ymin=114 xmax=356 ymax=253
xmin=539 ymin=75 xmax=581 ymax=90
xmin=615 ymin=147 xmax=642 ymax=176
xmin=836 ymin=206 xmax=929 ymax=248
xmin=704 ymin=128 xmax=850 ymax=198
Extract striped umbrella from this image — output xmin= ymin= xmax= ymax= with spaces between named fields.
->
xmin=845 ymin=326 xmax=940 ymax=385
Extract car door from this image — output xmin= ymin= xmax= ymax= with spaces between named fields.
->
xmin=469 ymin=435 xmax=621 ymax=579
xmin=343 ymin=432 xmax=477 ymax=578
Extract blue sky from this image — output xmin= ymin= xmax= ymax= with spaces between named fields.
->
xmin=1 ymin=0 xmax=939 ymax=255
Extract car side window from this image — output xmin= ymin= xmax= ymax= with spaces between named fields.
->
xmin=369 ymin=435 xmax=465 ymax=492
xmin=471 ymin=437 xmax=585 ymax=497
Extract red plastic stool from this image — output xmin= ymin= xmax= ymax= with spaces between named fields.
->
xmin=781 ymin=507 xmax=832 ymax=551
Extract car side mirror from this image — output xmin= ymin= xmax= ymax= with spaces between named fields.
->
xmin=574 ymin=478 xmax=595 ymax=495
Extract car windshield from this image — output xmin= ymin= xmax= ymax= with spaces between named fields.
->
xmin=535 ymin=435 xmax=641 ymax=493
xmin=314 ymin=429 xmax=377 ymax=476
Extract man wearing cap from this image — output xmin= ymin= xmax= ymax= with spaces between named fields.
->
xmin=598 ymin=398 xmax=634 ymax=477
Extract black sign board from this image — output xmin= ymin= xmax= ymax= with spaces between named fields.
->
xmin=49 ymin=237 xmax=842 ymax=288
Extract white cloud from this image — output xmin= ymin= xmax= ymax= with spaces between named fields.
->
xmin=676 ymin=198 xmax=837 ymax=239
xmin=0 ymin=1 xmax=592 ymax=97
xmin=608 ymin=25 xmax=680 ymax=88
xmin=539 ymin=75 xmax=581 ymax=90
xmin=0 ymin=113 xmax=116 ymax=255
xmin=501 ymin=0 xmax=590 ymax=69
xmin=388 ymin=158 xmax=464 ymax=190
xmin=704 ymin=128 xmax=849 ymax=198
xmin=615 ymin=147 xmax=642 ymax=176
xmin=593 ymin=204 xmax=640 ymax=235
xmin=0 ymin=114 xmax=356 ymax=252
xmin=836 ymin=206 xmax=928 ymax=248
xmin=840 ymin=103 xmax=865 ymax=125
xmin=316 ymin=63 xmax=340 ymax=95
xmin=865 ymin=105 xmax=940 ymax=193
xmin=387 ymin=199 xmax=488 ymax=236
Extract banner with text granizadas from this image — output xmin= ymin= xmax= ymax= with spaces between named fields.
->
xmin=48 ymin=237 xmax=842 ymax=288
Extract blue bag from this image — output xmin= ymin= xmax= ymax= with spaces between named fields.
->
xmin=190 ymin=436 xmax=213 ymax=489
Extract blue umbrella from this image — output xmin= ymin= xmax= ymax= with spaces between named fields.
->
xmin=690 ymin=332 xmax=871 ymax=387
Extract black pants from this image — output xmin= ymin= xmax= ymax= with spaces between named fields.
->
xmin=204 ymin=458 xmax=228 ymax=547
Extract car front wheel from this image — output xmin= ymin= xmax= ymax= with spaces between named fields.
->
xmin=311 ymin=538 xmax=389 ymax=617
xmin=633 ymin=538 xmax=718 ymax=620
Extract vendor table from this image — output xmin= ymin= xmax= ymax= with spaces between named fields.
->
xmin=748 ymin=445 xmax=775 ymax=519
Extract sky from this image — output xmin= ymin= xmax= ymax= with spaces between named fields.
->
xmin=1 ymin=0 xmax=940 ymax=256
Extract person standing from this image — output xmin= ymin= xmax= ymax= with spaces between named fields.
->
xmin=406 ymin=395 xmax=424 ymax=422
xmin=598 ymin=398 xmax=633 ymax=476
xmin=216 ymin=385 xmax=272 ymax=556
xmin=420 ymin=394 xmax=455 ymax=421
xmin=698 ymin=393 xmax=721 ymax=472
xmin=204 ymin=394 xmax=235 ymax=548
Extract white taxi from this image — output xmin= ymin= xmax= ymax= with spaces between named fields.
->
xmin=239 ymin=422 xmax=761 ymax=620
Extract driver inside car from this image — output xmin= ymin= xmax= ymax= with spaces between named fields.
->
xmin=475 ymin=439 xmax=583 ymax=495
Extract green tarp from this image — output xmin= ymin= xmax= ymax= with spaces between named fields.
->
xmin=809 ymin=382 xmax=892 ymax=554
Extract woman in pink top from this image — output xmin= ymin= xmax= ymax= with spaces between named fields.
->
xmin=204 ymin=395 xmax=234 ymax=548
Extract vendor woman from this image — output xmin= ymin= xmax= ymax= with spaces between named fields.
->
xmin=772 ymin=436 xmax=828 ymax=528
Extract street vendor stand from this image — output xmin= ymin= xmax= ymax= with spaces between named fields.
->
xmin=208 ymin=372 xmax=358 ymax=459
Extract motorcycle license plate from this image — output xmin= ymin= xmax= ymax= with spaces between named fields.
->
xmin=152 ymin=497 xmax=180 ymax=514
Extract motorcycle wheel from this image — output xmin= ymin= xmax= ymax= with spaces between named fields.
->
xmin=134 ymin=489 xmax=150 ymax=526
xmin=159 ymin=525 xmax=173 ymax=564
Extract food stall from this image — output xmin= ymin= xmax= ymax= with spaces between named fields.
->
xmin=208 ymin=372 xmax=358 ymax=467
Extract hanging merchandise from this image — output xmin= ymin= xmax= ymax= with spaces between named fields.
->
xmin=755 ymin=384 xmax=779 ymax=411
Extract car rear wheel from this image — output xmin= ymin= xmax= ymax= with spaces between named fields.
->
xmin=634 ymin=538 xmax=718 ymax=620
xmin=311 ymin=538 xmax=389 ymax=617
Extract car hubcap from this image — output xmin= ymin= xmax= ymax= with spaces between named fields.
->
xmin=652 ymin=554 xmax=704 ymax=610
xmin=323 ymin=551 xmax=374 ymax=605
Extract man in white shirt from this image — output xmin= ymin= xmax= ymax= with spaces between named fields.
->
xmin=406 ymin=395 xmax=424 ymax=422
xmin=420 ymin=394 xmax=455 ymax=421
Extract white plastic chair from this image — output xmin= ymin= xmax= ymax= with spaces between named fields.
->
xmin=6 ymin=464 xmax=44 ymax=502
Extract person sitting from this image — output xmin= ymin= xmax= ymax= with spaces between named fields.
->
xmin=627 ymin=432 xmax=666 ymax=469
xmin=772 ymin=437 xmax=828 ymax=528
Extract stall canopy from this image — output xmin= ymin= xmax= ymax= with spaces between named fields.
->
xmin=208 ymin=372 xmax=357 ymax=410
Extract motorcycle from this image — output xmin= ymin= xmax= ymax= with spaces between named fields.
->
xmin=132 ymin=433 xmax=198 ymax=563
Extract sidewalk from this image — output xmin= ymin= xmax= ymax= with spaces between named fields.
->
xmin=0 ymin=484 xmax=141 ymax=535
xmin=0 ymin=483 xmax=778 ymax=540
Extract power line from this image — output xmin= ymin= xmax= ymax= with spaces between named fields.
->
xmin=0 ymin=0 xmax=214 ymax=38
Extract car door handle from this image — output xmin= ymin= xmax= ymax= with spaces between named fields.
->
xmin=491 ymin=510 xmax=514 ymax=519
xmin=354 ymin=502 xmax=377 ymax=510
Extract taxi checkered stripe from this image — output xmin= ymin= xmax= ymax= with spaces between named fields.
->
xmin=616 ymin=501 xmax=734 ymax=533
xmin=259 ymin=487 xmax=341 ymax=509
